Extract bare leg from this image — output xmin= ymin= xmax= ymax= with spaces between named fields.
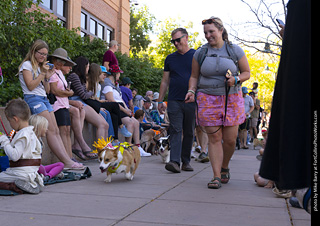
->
xmin=196 ymin=126 xmax=208 ymax=152
xmin=58 ymin=125 xmax=72 ymax=158
xmin=38 ymin=110 xmax=78 ymax=167
xmin=206 ymin=126 xmax=223 ymax=179
xmin=83 ymin=105 xmax=109 ymax=140
xmin=221 ymin=125 xmax=238 ymax=169
xmin=69 ymin=106 xmax=91 ymax=152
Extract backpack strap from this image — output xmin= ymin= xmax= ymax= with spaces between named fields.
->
xmin=197 ymin=42 xmax=239 ymax=73
xmin=197 ymin=43 xmax=209 ymax=68
xmin=225 ymin=42 xmax=239 ymax=73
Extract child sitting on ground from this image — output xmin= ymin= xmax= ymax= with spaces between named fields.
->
xmin=28 ymin=115 xmax=64 ymax=181
xmin=0 ymin=99 xmax=43 ymax=194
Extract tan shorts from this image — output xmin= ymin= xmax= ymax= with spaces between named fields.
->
xmin=250 ymin=118 xmax=258 ymax=127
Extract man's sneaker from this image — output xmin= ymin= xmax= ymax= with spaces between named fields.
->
xmin=181 ymin=162 xmax=194 ymax=171
xmin=138 ymin=146 xmax=151 ymax=157
xmin=118 ymin=125 xmax=132 ymax=138
xmin=15 ymin=180 xmax=40 ymax=194
xmin=165 ymin=161 xmax=181 ymax=173
xmin=198 ymin=152 xmax=209 ymax=163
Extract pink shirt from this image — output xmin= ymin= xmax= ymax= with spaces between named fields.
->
xmin=49 ymin=70 xmax=69 ymax=112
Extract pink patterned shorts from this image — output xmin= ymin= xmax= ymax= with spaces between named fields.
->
xmin=196 ymin=91 xmax=245 ymax=127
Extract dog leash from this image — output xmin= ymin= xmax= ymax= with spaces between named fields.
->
xmin=195 ymin=70 xmax=232 ymax=135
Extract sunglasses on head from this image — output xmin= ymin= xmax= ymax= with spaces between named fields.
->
xmin=170 ymin=34 xmax=186 ymax=44
xmin=202 ymin=18 xmax=218 ymax=25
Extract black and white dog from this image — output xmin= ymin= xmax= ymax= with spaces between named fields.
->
xmin=156 ymin=135 xmax=170 ymax=163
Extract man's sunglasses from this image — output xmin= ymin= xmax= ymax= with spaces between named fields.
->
xmin=170 ymin=34 xmax=186 ymax=44
xmin=202 ymin=18 xmax=217 ymax=25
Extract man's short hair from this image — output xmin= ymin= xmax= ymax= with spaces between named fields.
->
xmin=109 ymin=40 xmax=118 ymax=48
xmin=171 ymin=28 xmax=188 ymax=37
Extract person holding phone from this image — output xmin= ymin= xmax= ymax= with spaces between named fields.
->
xmin=18 ymin=40 xmax=84 ymax=170
xmin=185 ymin=17 xmax=250 ymax=189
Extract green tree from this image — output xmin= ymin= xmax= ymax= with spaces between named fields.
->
xmin=129 ymin=5 xmax=155 ymax=57
xmin=148 ymin=18 xmax=202 ymax=69
xmin=116 ymin=52 xmax=163 ymax=97
xmin=242 ymin=50 xmax=279 ymax=112
xmin=0 ymin=0 xmax=107 ymax=106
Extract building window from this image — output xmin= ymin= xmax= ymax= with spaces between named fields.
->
xmin=90 ymin=18 xmax=97 ymax=35
xmin=41 ymin=0 xmax=52 ymax=10
xmin=81 ymin=12 xmax=87 ymax=30
xmin=97 ymin=23 xmax=104 ymax=39
xmin=56 ymin=0 xmax=66 ymax=17
xmin=39 ymin=0 xmax=67 ymax=27
xmin=106 ymin=29 xmax=112 ymax=43
xmin=81 ymin=10 xmax=113 ymax=42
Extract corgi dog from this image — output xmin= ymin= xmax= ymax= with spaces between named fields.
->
xmin=253 ymin=129 xmax=268 ymax=150
xmin=156 ymin=135 xmax=170 ymax=163
xmin=140 ymin=129 xmax=156 ymax=154
xmin=93 ymin=138 xmax=141 ymax=183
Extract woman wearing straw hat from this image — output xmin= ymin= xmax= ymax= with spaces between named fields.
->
xmin=18 ymin=40 xmax=84 ymax=170
xmin=49 ymin=48 xmax=97 ymax=160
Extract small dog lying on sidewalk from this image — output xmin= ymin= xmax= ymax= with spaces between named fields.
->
xmin=93 ymin=137 xmax=141 ymax=183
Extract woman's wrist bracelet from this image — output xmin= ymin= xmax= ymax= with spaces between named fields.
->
xmin=158 ymin=102 xmax=163 ymax=104
xmin=187 ymin=90 xmax=195 ymax=95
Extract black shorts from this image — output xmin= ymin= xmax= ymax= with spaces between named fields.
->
xmin=54 ymin=108 xmax=71 ymax=126
xmin=239 ymin=118 xmax=250 ymax=130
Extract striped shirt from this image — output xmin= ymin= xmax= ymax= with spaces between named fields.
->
xmin=66 ymin=73 xmax=93 ymax=100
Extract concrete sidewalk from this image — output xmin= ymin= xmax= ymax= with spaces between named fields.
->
xmin=0 ymin=146 xmax=311 ymax=226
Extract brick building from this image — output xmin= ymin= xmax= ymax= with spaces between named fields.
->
xmin=38 ymin=0 xmax=130 ymax=54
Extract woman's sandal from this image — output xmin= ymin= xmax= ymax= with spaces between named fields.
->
xmin=72 ymin=149 xmax=86 ymax=160
xmin=207 ymin=177 xmax=222 ymax=189
xmin=83 ymin=150 xmax=98 ymax=159
xmin=221 ymin=168 xmax=230 ymax=184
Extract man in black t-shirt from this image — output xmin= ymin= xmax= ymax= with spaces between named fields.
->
xmin=158 ymin=28 xmax=196 ymax=173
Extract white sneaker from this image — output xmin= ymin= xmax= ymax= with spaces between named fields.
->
xmin=138 ymin=146 xmax=151 ymax=157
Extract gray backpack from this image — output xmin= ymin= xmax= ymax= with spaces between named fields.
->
xmin=197 ymin=42 xmax=239 ymax=72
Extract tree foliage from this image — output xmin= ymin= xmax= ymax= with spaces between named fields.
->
xmin=230 ymin=0 xmax=287 ymax=56
xmin=0 ymin=0 xmax=107 ymax=106
xmin=115 ymin=52 xmax=163 ymax=97
xmin=242 ymin=50 xmax=279 ymax=112
xmin=148 ymin=18 xmax=202 ymax=69
xmin=129 ymin=5 xmax=155 ymax=57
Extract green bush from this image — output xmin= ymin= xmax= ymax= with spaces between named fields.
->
xmin=116 ymin=52 xmax=164 ymax=97
xmin=0 ymin=0 xmax=164 ymax=106
xmin=0 ymin=0 xmax=107 ymax=106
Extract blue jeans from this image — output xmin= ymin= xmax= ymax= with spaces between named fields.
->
xmin=24 ymin=94 xmax=53 ymax=114
xmin=100 ymin=110 xmax=114 ymax=138
xmin=167 ymin=100 xmax=196 ymax=165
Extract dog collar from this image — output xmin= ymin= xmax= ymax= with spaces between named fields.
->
xmin=107 ymin=143 xmax=126 ymax=173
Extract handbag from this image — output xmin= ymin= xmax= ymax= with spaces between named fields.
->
xmin=46 ymin=72 xmax=67 ymax=105
xmin=84 ymin=99 xmax=101 ymax=113
xmin=47 ymin=93 xmax=57 ymax=104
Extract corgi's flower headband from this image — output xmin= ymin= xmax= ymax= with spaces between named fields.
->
xmin=92 ymin=136 xmax=115 ymax=153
